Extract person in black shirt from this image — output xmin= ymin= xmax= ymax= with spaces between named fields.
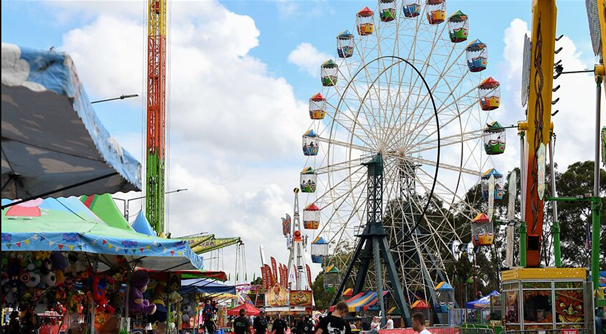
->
xmin=272 ymin=315 xmax=288 ymax=334
xmin=254 ymin=310 xmax=268 ymax=334
xmin=297 ymin=316 xmax=314 ymax=334
xmin=316 ymin=302 xmax=351 ymax=334
xmin=234 ymin=309 xmax=251 ymax=334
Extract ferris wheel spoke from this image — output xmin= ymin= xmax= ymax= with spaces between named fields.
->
xmin=407 ymin=129 xmax=484 ymax=155
xmin=317 ymin=172 xmax=367 ymax=239
xmin=315 ymin=155 xmax=368 ymax=176
xmin=397 ymin=166 xmax=466 ymax=254
xmin=401 ymin=77 xmax=478 ymax=151
xmin=335 ymin=66 xmax=384 ymax=146
xmin=325 ymin=184 xmax=367 ymax=246
xmin=403 ymin=155 xmax=481 ymax=177
xmin=318 ymin=137 xmax=368 ymax=156
xmin=413 ymin=166 xmax=479 ymax=221
xmin=322 ymin=103 xmax=377 ymax=149
xmin=399 ymin=47 xmax=469 ymax=148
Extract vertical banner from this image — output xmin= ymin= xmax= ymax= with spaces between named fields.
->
xmin=281 ymin=264 xmax=288 ymax=288
xmin=261 ymin=266 xmax=268 ymax=290
xmin=537 ymin=143 xmax=546 ymax=200
xmin=271 ymin=257 xmax=278 ymax=282
xmin=306 ymin=264 xmax=312 ymax=289
xmin=265 ymin=264 xmax=273 ymax=287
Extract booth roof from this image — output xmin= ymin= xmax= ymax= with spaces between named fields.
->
xmin=1 ymin=44 xmax=140 ymax=201
xmin=1 ymin=197 xmax=203 ymax=271
xmin=181 ymin=278 xmax=236 ymax=294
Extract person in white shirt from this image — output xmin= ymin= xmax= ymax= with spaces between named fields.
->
xmin=411 ymin=313 xmax=430 ymax=334
xmin=382 ymin=316 xmax=394 ymax=329
xmin=369 ymin=317 xmax=380 ymax=334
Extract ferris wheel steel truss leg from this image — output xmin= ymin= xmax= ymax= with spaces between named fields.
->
xmin=330 ymin=154 xmax=412 ymax=327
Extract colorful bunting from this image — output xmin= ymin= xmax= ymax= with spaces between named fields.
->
xmin=58 ymin=244 xmax=64 ymax=250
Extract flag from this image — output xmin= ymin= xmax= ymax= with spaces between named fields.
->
xmin=265 ymin=264 xmax=274 ymax=287
xmin=306 ymin=264 xmax=312 ymax=289
xmin=271 ymin=257 xmax=278 ymax=282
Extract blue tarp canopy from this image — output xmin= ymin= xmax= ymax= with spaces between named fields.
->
xmin=132 ymin=211 xmax=156 ymax=237
xmin=1 ymin=197 xmax=203 ymax=271
xmin=465 ymin=290 xmax=500 ymax=309
xmin=1 ymin=44 xmax=141 ymax=202
xmin=180 ymin=278 xmax=236 ymax=294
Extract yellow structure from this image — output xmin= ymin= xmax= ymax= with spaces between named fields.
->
xmin=518 ymin=0 xmax=558 ymax=267
xmin=502 ymin=268 xmax=586 ymax=281
xmin=502 ymin=268 xmax=590 ymax=331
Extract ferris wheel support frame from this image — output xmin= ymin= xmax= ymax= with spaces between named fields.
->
xmin=330 ymin=154 xmax=412 ymax=327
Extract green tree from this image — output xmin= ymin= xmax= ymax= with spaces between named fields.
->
xmin=554 ymin=161 xmax=606 ymax=268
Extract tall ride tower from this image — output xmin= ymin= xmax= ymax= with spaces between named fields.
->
xmin=146 ymin=0 xmax=167 ymax=234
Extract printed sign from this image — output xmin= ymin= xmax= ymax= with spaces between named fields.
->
xmin=289 ymin=290 xmax=313 ymax=307
xmin=537 ymin=143 xmax=546 ymax=200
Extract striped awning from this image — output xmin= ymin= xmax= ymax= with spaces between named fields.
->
xmin=331 ymin=291 xmax=388 ymax=312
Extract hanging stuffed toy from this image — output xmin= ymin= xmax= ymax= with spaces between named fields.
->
xmin=147 ymin=281 xmax=168 ymax=323
xmin=129 ymin=271 xmax=157 ymax=315
xmin=92 ymin=275 xmax=116 ymax=314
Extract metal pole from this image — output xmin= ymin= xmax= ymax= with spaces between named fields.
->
xmin=548 ymin=137 xmax=561 ymax=267
xmin=373 ymin=238 xmax=386 ymax=327
xmin=519 ymin=222 xmax=527 ymax=267
xmin=520 ymin=132 xmax=526 ymax=222
xmin=596 ymin=78 xmax=602 ymax=198
xmin=591 ymin=197 xmax=601 ymax=291
xmin=592 ymin=79 xmax=602 ymax=295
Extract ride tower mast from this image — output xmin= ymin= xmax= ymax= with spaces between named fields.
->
xmin=146 ymin=0 xmax=167 ymax=235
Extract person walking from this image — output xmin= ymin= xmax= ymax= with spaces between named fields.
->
xmin=234 ymin=309 xmax=252 ymax=334
xmin=411 ymin=313 xmax=430 ymax=334
xmin=369 ymin=317 xmax=380 ymax=334
xmin=381 ymin=316 xmax=394 ymax=329
xmin=316 ymin=302 xmax=351 ymax=334
xmin=272 ymin=315 xmax=288 ymax=334
xmin=296 ymin=316 xmax=314 ymax=334
xmin=254 ymin=310 xmax=268 ymax=334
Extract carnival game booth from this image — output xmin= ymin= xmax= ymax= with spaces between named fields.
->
xmin=178 ymin=278 xmax=235 ymax=332
xmin=1 ymin=43 xmax=141 ymax=203
xmin=1 ymin=197 xmax=203 ymax=334
xmin=501 ymin=268 xmax=594 ymax=332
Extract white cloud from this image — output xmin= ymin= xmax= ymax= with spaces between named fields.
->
xmin=54 ymin=0 xmax=312 ymax=282
xmin=276 ymin=0 xmax=299 ymax=18
xmin=1 ymin=43 xmax=46 ymax=92
xmin=288 ymin=42 xmax=332 ymax=77
xmin=496 ymin=19 xmax=600 ymax=173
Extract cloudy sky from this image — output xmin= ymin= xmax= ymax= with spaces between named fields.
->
xmin=2 ymin=0 xmax=602 ymax=283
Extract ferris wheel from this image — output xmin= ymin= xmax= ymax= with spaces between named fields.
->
xmin=301 ymin=0 xmax=504 ymax=315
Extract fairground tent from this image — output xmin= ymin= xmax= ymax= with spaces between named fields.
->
xmin=1 ymin=44 xmax=141 ymax=203
xmin=465 ymin=290 xmax=500 ymax=309
xmin=0 ymin=197 xmax=203 ymax=271
xmin=330 ymin=291 xmax=388 ymax=312
xmin=227 ymin=303 xmax=261 ymax=316
xmin=180 ymin=278 xmax=236 ymax=294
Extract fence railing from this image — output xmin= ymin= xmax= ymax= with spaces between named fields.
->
xmin=501 ymin=329 xmax=590 ymax=334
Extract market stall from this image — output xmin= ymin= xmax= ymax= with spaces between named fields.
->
xmin=1 ymin=197 xmax=204 ymax=334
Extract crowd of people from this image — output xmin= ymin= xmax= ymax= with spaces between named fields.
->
xmin=227 ymin=302 xmax=431 ymax=334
